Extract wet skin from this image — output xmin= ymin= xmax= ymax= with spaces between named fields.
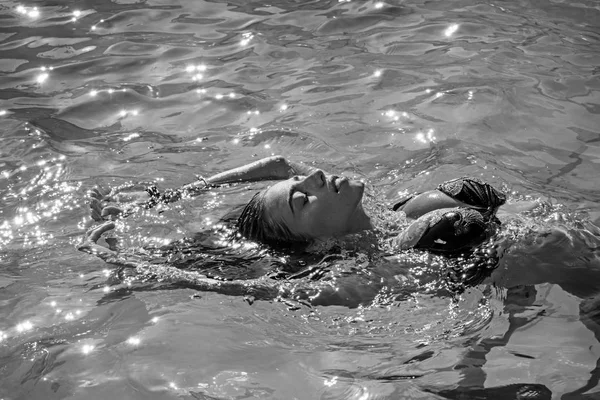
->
xmin=399 ymin=191 xmax=471 ymax=219
xmin=262 ymin=169 xmax=372 ymax=239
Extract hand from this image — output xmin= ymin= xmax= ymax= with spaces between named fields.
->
xmin=77 ymin=221 xmax=117 ymax=259
xmin=88 ymin=183 xmax=150 ymax=222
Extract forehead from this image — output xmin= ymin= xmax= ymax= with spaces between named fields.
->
xmin=263 ymin=179 xmax=294 ymax=222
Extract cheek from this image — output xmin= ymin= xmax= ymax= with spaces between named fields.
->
xmin=309 ymin=201 xmax=352 ymax=234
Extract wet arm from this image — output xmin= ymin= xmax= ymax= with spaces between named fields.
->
xmin=88 ymin=156 xmax=317 ymax=220
xmin=190 ymin=155 xmax=317 ymax=187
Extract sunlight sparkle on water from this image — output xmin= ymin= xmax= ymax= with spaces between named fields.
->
xmin=416 ymin=128 xmax=436 ymax=144
xmin=36 ymin=73 xmax=49 ymax=84
xmin=358 ymin=389 xmax=370 ymax=400
xmin=16 ymin=321 xmax=33 ymax=333
xmin=82 ymin=344 xmax=94 ymax=355
xmin=373 ymin=69 xmax=382 ymax=78
xmin=240 ymin=32 xmax=254 ymax=46
xmin=324 ymin=376 xmax=338 ymax=387
xmin=127 ymin=337 xmax=141 ymax=345
xmin=444 ymin=23 xmax=459 ymax=37
xmin=16 ymin=5 xmax=42 ymax=18
xmin=123 ymin=133 xmax=140 ymax=141
xmin=280 ymin=104 xmax=288 ymax=111
xmin=30 ymin=8 xmax=41 ymax=18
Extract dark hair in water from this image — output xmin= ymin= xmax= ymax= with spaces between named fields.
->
xmin=236 ymin=191 xmax=310 ymax=247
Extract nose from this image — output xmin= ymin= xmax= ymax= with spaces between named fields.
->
xmin=303 ymin=169 xmax=326 ymax=189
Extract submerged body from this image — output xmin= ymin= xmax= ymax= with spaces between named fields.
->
xmin=79 ymin=156 xmax=515 ymax=305
xmin=84 ymin=156 xmax=507 ymax=256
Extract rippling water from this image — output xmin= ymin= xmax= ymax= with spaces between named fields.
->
xmin=1 ymin=0 xmax=600 ymax=398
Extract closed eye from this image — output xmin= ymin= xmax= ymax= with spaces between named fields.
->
xmin=290 ymin=190 xmax=309 ymax=214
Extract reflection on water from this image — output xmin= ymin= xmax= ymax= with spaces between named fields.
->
xmin=1 ymin=0 xmax=599 ymax=398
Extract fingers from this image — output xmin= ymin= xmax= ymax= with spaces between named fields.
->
xmin=88 ymin=185 xmax=140 ymax=222
xmin=90 ymin=199 xmax=125 ymax=222
xmin=89 ymin=198 xmax=104 ymax=222
xmin=87 ymin=221 xmax=116 ymax=243
xmin=77 ymin=221 xmax=116 ymax=256
xmin=101 ymin=205 xmax=125 ymax=219
xmin=88 ymin=188 xmax=103 ymax=200
xmin=88 ymin=186 xmax=111 ymax=200
xmin=88 ymin=187 xmax=113 ymax=222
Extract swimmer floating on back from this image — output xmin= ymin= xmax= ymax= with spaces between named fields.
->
xmin=81 ymin=155 xmax=507 ymax=256
xmin=78 ymin=155 xmax=513 ymax=300
xmin=77 ymin=157 xmax=600 ymax=398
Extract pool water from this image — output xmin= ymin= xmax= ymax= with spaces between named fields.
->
xmin=1 ymin=0 xmax=600 ymax=398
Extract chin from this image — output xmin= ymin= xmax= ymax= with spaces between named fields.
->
xmin=352 ymin=180 xmax=365 ymax=204
xmin=349 ymin=179 xmax=365 ymax=194
xmin=349 ymin=181 xmax=366 ymax=213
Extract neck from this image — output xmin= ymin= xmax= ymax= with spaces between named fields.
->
xmin=347 ymin=203 xmax=373 ymax=234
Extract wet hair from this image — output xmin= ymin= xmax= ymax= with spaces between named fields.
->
xmin=236 ymin=191 xmax=310 ymax=247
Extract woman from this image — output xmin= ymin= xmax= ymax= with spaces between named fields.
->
xmin=78 ymin=157 xmax=600 ymax=396
xmin=78 ymin=155 xmax=506 ymax=306
xmin=84 ymin=155 xmax=506 ymax=255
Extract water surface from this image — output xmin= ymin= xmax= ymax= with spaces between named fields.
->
xmin=1 ymin=0 xmax=600 ymax=398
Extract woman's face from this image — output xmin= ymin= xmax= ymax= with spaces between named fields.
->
xmin=262 ymin=170 xmax=369 ymax=240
